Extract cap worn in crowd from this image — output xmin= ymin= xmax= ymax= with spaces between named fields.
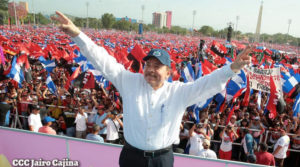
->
xmin=143 ymin=49 xmax=171 ymax=67
xmin=32 ymin=105 xmax=40 ymax=110
xmin=111 ymin=110 xmax=118 ymax=115
xmin=254 ymin=116 xmax=260 ymax=120
xmin=43 ymin=116 xmax=56 ymax=123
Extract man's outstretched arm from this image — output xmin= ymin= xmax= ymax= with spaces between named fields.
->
xmin=51 ymin=11 xmax=128 ymax=93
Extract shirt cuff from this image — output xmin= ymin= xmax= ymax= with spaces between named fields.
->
xmin=71 ymin=32 xmax=90 ymax=47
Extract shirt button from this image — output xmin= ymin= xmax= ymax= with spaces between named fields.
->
xmin=149 ymin=114 xmax=152 ymax=118
xmin=147 ymin=139 xmax=150 ymax=141
xmin=148 ymin=128 xmax=151 ymax=130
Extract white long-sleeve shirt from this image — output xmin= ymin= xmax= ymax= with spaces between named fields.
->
xmin=72 ymin=32 xmax=236 ymax=151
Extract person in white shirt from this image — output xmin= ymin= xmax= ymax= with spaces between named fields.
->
xmin=197 ymin=139 xmax=217 ymax=159
xmin=273 ymin=128 xmax=290 ymax=167
xmin=219 ymin=125 xmax=239 ymax=160
xmin=28 ymin=105 xmax=43 ymax=132
xmin=74 ymin=107 xmax=88 ymax=139
xmin=51 ymin=11 xmax=253 ymax=167
xmin=102 ymin=110 xmax=123 ymax=144
xmin=189 ymin=123 xmax=210 ymax=156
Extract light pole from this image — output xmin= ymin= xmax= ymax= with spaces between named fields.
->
xmin=31 ymin=0 xmax=36 ymax=26
xmin=192 ymin=10 xmax=196 ymax=36
xmin=286 ymin=19 xmax=292 ymax=43
xmin=86 ymin=1 xmax=89 ymax=28
xmin=235 ymin=15 xmax=239 ymax=39
xmin=141 ymin=5 xmax=145 ymax=23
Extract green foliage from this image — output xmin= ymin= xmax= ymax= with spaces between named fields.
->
xmin=199 ymin=25 xmax=215 ymax=36
xmin=101 ymin=13 xmax=115 ymax=29
xmin=0 ymin=10 xmax=8 ymax=25
xmin=0 ymin=0 xmax=8 ymax=11
xmin=113 ymin=19 xmax=131 ymax=31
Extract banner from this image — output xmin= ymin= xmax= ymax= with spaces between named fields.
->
xmin=245 ymin=67 xmax=283 ymax=97
xmin=0 ymin=127 xmax=263 ymax=167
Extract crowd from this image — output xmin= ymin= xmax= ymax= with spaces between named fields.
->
xmin=0 ymin=25 xmax=300 ymax=167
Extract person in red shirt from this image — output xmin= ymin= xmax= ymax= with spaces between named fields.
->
xmin=255 ymin=143 xmax=275 ymax=166
xmin=38 ymin=116 xmax=57 ymax=135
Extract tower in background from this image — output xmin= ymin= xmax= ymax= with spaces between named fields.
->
xmin=254 ymin=1 xmax=263 ymax=42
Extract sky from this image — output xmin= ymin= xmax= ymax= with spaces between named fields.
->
xmin=13 ymin=0 xmax=300 ymax=37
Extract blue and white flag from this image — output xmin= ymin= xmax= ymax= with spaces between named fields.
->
xmin=225 ymin=57 xmax=233 ymax=65
xmin=293 ymin=93 xmax=300 ymax=117
xmin=195 ymin=62 xmax=202 ymax=80
xmin=257 ymin=91 xmax=262 ymax=110
xmin=46 ymin=73 xmax=57 ymax=95
xmin=38 ymin=56 xmax=56 ymax=73
xmin=193 ymin=98 xmax=213 ymax=123
xmin=181 ymin=62 xmax=195 ymax=83
xmin=7 ymin=57 xmax=24 ymax=87
xmin=282 ymin=74 xmax=300 ymax=93
xmin=214 ymin=89 xmax=226 ymax=112
xmin=226 ymin=70 xmax=247 ymax=101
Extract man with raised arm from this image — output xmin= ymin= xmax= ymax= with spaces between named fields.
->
xmin=51 ymin=11 xmax=253 ymax=167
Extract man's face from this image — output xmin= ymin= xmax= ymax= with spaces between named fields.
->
xmin=144 ymin=57 xmax=170 ymax=89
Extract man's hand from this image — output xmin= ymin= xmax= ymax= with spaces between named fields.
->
xmin=51 ymin=11 xmax=81 ymax=37
xmin=230 ymin=46 xmax=254 ymax=73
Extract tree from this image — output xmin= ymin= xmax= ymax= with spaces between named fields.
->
xmin=199 ymin=25 xmax=215 ymax=36
xmin=73 ymin=17 xmax=85 ymax=28
xmin=101 ymin=13 xmax=115 ymax=29
xmin=113 ymin=20 xmax=131 ymax=31
xmin=0 ymin=0 xmax=8 ymax=11
xmin=35 ymin=13 xmax=50 ymax=25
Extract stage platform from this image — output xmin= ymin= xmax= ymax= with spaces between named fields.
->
xmin=0 ymin=127 xmax=266 ymax=167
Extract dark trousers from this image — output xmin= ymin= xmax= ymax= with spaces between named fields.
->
xmin=119 ymin=144 xmax=174 ymax=167
xmin=275 ymin=157 xmax=284 ymax=167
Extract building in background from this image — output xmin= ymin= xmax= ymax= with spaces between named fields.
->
xmin=165 ymin=11 xmax=172 ymax=29
xmin=19 ymin=1 xmax=29 ymax=12
xmin=116 ymin=16 xmax=137 ymax=23
xmin=152 ymin=11 xmax=172 ymax=29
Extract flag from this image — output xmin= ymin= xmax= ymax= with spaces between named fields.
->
xmin=214 ymin=89 xmax=226 ymax=112
xmin=226 ymin=88 xmax=245 ymax=125
xmin=181 ymin=62 xmax=195 ymax=83
xmin=17 ymin=54 xmax=32 ymax=82
xmin=257 ymin=91 xmax=262 ymax=110
xmin=130 ymin=44 xmax=147 ymax=62
xmin=193 ymin=98 xmax=213 ymax=123
xmin=282 ymin=74 xmax=300 ymax=94
xmin=293 ymin=93 xmax=300 ymax=117
xmin=46 ymin=73 xmax=57 ymax=95
xmin=195 ymin=62 xmax=202 ymax=79
xmin=7 ymin=56 xmax=24 ymax=87
xmin=266 ymin=76 xmax=278 ymax=119
xmin=73 ymin=71 xmax=95 ymax=89
xmin=226 ymin=70 xmax=247 ymax=101
xmin=211 ymin=40 xmax=227 ymax=57
xmin=225 ymin=57 xmax=233 ymax=65
xmin=65 ymin=66 xmax=81 ymax=90
xmin=38 ymin=56 xmax=56 ymax=73
xmin=242 ymin=75 xmax=251 ymax=106
xmin=202 ymin=59 xmax=218 ymax=75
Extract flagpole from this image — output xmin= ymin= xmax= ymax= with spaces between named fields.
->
xmin=13 ymin=0 xmax=18 ymax=27
xmin=32 ymin=0 xmax=36 ymax=26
